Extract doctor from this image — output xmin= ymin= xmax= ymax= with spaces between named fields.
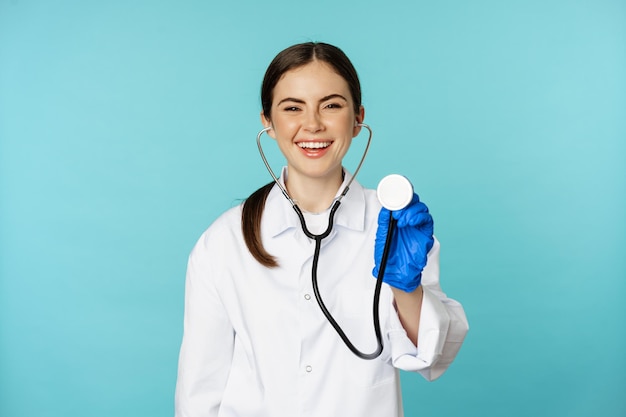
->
xmin=175 ymin=42 xmax=468 ymax=417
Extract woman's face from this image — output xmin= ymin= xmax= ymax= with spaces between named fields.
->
xmin=262 ymin=60 xmax=364 ymax=184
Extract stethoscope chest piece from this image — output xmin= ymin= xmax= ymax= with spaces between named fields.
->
xmin=377 ymin=174 xmax=414 ymax=211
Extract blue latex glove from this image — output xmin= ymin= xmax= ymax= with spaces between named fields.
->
xmin=372 ymin=194 xmax=434 ymax=292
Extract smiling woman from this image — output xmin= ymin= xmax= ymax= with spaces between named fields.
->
xmin=261 ymin=61 xmax=364 ymax=212
xmin=174 ymin=42 xmax=468 ymax=417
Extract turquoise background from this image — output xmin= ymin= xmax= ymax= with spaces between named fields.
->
xmin=1 ymin=0 xmax=624 ymax=416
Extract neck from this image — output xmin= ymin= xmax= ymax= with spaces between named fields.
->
xmin=285 ymin=169 xmax=344 ymax=213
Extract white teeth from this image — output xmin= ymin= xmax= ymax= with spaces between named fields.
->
xmin=298 ymin=141 xmax=331 ymax=149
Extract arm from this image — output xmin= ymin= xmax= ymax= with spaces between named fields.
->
xmin=391 ymin=286 xmax=423 ymax=346
xmin=175 ymin=233 xmax=234 ymax=417
xmin=405 ymin=238 xmax=468 ymax=381
xmin=384 ymin=239 xmax=468 ymax=381
xmin=374 ymin=196 xmax=468 ymax=380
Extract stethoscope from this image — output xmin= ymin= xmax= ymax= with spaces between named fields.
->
xmin=256 ymin=124 xmax=414 ymax=360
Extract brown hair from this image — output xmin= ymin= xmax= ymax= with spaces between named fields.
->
xmin=242 ymin=42 xmax=362 ymax=267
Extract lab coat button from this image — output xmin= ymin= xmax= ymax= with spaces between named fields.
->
xmin=304 ymin=294 xmax=311 ymax=300
xmin=305 ymin=365 xmax=312 ymax=373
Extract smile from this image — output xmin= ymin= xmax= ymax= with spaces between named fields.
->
xmin=297 ymin=141 xmax=332 ymax=149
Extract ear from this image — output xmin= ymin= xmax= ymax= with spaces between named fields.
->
xmin=260 ymin=112 xmax=276 ymax=139
xmin=352 ymin=105 xmax=366 ymax=137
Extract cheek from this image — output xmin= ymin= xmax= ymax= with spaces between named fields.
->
xmin=338 ymin=120 xmax=358 ymax=138
xmin=271 ymin=116 xmax=298 ymax=136
xmin=336 ymin=112 xmax=358 ymax=132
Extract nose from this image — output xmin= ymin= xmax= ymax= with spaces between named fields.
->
xmin=303 ymin=110 xmax=323 ymax=133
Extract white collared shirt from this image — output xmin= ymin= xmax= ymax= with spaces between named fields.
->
xmin=175 ymin=170 xmax=468 ymax=417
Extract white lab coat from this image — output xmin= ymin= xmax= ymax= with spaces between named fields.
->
xmin=175 ymin=170 xmax=468 ymax=417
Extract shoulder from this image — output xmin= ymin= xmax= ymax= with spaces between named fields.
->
xmin=192 ymin=204 xmax=244 ymax=257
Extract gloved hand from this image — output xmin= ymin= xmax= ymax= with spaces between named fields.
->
xmin=372 ymin=193 xmax=434 ymax=292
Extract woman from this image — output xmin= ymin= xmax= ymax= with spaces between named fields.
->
xmin=175 ymin=42 xmax=468 ymax=417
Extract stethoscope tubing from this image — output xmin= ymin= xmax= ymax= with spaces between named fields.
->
xmin=256 ymin=123 xmax=392 ymax=360
xmin=310 ymin=210 xmax=397 ymax=360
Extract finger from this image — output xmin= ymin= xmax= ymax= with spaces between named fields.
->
xmin=391 ymin=194 xmax=424 ymax=216
xmin=393 ymin=202 xmax=429 ymax=227
xmin=405 ymin=211 xmax=433 ymax=228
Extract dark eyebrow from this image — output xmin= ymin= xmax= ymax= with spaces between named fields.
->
xmin=320 ymin=94 xmax=348 ymax=103
xmin=276 ymin=94 xmax=348 ymax=106
xmin=276 ymin=97 xmax=306 ymax=106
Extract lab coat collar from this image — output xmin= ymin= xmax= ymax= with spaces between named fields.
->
xmin=264 ymin=167 xmax=366 ymax=238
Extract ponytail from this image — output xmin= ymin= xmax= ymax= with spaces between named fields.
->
xmin=241 ymin=182 xmax=279 ymax=268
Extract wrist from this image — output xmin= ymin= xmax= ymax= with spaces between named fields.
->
xmin=391 ymin=285 xmax=424 ymax=346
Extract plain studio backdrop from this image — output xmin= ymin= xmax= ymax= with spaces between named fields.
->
xmin=1 ymin=1 xmax=624 ymax=416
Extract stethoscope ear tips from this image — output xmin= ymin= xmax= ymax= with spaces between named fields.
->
xmin=377 ymin=174 xmax=414 ymax=211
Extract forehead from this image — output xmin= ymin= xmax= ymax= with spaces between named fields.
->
xmin=272 ymin=61 xmax=351 ymax=101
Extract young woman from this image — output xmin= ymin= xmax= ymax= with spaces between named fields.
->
xmin=175 ymin=42 xmax=468 ymax=417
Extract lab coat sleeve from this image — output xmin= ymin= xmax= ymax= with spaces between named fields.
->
xmin=175 ymin=231 xmax=235 ymax=417
xmin=387 ymin=238 xmax=469 ymax=381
